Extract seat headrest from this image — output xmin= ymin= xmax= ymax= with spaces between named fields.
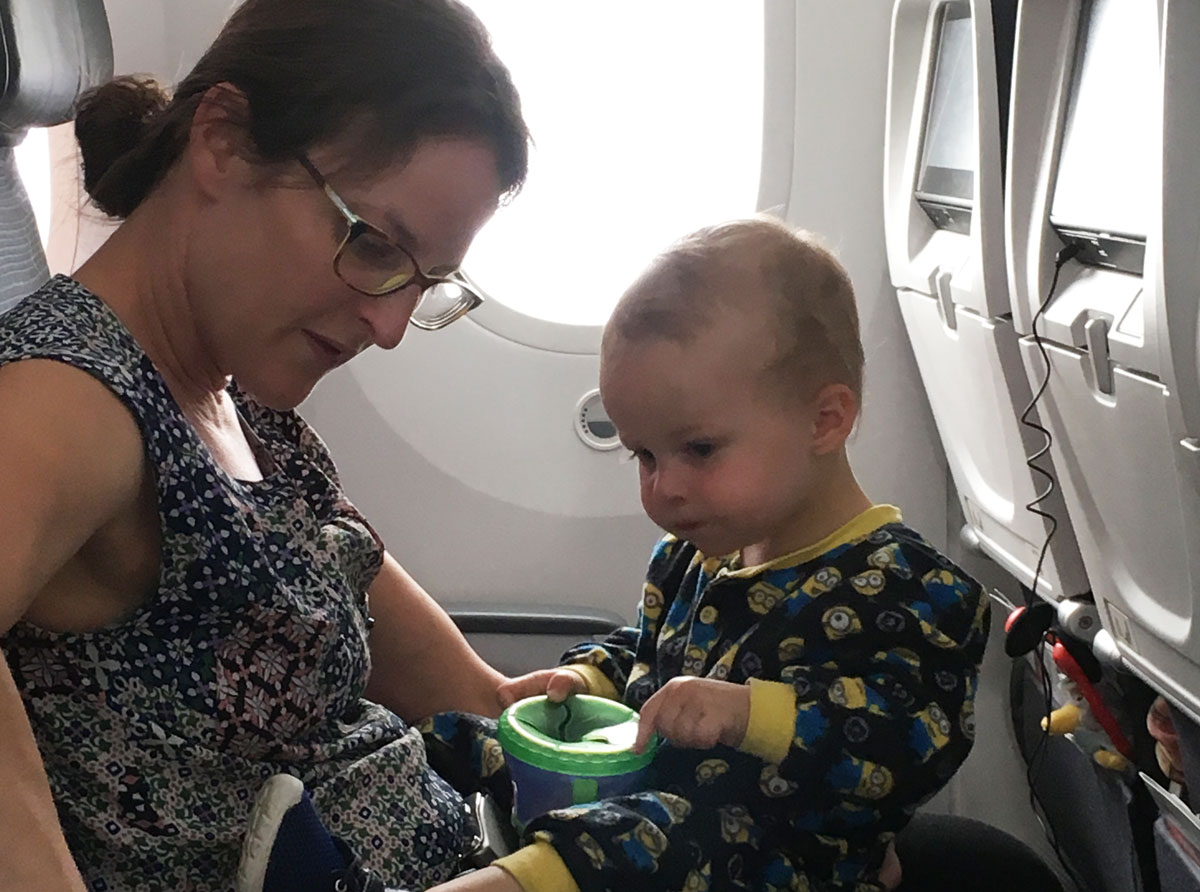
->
xmin=0 ymin=0 xmax=113 ymax=146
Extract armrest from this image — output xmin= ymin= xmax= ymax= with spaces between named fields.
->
xmin=446 ymin=603 xmax=624 ymax=638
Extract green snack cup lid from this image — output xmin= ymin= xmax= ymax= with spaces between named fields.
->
xmin=497 ymin=694 xmax=658 ymax=776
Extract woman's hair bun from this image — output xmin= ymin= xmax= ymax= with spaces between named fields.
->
xmin=74 ymin=76 xmax=173 ymax=218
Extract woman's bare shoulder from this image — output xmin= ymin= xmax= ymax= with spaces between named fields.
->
xmin=0 ymin=358 xmax=148 ymax=630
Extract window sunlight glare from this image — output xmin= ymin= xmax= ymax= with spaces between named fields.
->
xmin=462 ymin=2 xmax=765 ymax=327
xmin=14 ymin=128 xmax=52 ymax=251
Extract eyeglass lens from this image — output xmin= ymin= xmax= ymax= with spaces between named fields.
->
xmin=412 ymin=281 xmax=472 ymax=326
xmin=337 ymin=227 xmax=418 ymax=295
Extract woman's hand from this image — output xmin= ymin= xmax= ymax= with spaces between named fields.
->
xmin=633 ymin=676 xmax=750 ymax=754
xmin=497 ymin=668 xmax=587 ymax=708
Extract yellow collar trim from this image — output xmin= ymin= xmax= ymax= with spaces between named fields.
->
xmin=721 ymin=504 xmax=903 ymax=578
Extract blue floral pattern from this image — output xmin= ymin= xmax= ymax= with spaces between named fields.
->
xmin=0 ymin=277 xmax=471 ymax=891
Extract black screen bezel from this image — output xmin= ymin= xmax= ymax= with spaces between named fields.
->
xmin=916 ymin=1 xmax=976 ymax=223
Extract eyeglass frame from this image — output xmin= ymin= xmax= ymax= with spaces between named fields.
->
xmin=295 ymin=153 xmax=484 ymax=331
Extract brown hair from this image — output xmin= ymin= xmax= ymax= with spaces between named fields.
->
xmin=75 ymin=0 xmax=530 ymax=219
xmin=605 ymin=216 xmax=865 ymax=399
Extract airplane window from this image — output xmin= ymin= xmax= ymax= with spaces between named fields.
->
xmin=14 ymin=128 xmax=52 ymax=251
xmin=460 ymin=2 xmax=765 ymax=328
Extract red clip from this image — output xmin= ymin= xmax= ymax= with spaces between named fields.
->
xmin=1051 ymin=639 xmax=1133 ymax=758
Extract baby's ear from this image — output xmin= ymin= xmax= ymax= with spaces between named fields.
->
xmin=810 ymin=383 xmax=859 ymax=455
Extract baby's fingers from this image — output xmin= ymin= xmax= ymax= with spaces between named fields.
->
xmin=633 ymin=696 xmax=663 ymax=754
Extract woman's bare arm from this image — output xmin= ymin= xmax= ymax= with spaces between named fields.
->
xmin=0 ymin=658 xmax=89 ymax=891
xmin=0 ymin=360 xmax=147 ymax=890
xmin=364 ymin=553 xmax=508 ymax=720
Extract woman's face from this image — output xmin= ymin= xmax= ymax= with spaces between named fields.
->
xmin=189 ymin=137 xmax=502 ymax=410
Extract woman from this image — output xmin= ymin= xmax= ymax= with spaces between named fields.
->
xmin=0 ymin=0 xmax=529 ymax=888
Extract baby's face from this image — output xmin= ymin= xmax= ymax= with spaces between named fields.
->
xmin=600 ymin=319 xmax=823 ymax=561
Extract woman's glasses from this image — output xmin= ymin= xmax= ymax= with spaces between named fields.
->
xmin=296 ymin=154 xmax=484 ymax=331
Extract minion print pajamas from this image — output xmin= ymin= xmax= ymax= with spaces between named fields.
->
xmin=428 ymin=505 xmax=989 ymax=891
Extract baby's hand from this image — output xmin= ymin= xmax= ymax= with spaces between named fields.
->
xmin=633 ymin=677 xmax=750 ymax=754
xmin=497 ymin=668 xmax=587 ymax=708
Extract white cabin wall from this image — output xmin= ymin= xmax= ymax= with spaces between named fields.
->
xmin=93 ymin=0 xmax=956 ymax=613
xmin=781 ymin=2 xmax=950 ymax=544
xmin=103 ymin=0 xmax=234 ymax=81
xmin=302 ymin=333 xmax=659 ymax=621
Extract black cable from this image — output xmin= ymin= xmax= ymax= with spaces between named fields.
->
xmin=1020 ymin=241 xmax=1081 ymax=608
xmin=1025 ymin=641 xmax=1092 ymax=892
xmin=1019 ymin=242 xmax=1090 ymax=892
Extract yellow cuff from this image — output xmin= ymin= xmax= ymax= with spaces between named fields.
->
xmin=738 ymin=679 xmax=797 ymax=764
xmin=559 ymin=664 xmax=620 ymax=700
xmin=494 ymin=841 xmax=581 ymax=892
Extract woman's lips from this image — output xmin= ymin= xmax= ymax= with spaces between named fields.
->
xmin=304 ymin=330 xmax=348 ymax=365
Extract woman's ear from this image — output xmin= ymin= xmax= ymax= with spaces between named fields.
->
xmin=185 ymin=83 xmax=256 ymax=197
xmin=810 ymin=382 xmax=859 ymax=455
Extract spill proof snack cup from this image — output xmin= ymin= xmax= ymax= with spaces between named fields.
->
xmin=496 ymin=694 xmax=658 ymax=830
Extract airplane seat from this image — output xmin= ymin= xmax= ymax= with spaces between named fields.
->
xmin=884 ymin=0 xmax=1090 ymax=605
xmin=0 ymin=140 xmax=46 ymax=312
xmin=1005 ymin=1 xmax=1200 ymax=887
xmin=1007 ymin=0 xmax=1200 ymax=723
xmin=1011 ymin=651 xmax=1163 ymax=892
xmin=449 ymin=605 xmax=625 ymax=677
xmin=1140 ymin=701 xmax=1200 ymax=890
xmin=0 ymin=0 xmax=113 ymax=313
xmin=894 ymin=812 xmax=1064 ymax=892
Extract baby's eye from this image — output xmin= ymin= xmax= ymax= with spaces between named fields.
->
xmin=625 ymin=448 xmax=655 ymax=468
xmin=685 ymin=441 xmax=716 ymax=459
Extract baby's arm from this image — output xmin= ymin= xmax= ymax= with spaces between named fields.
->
xmin=425 ymin=865 xmax=538 ymax=892
xmin=497 ymin=667 xmax=588 ymax=706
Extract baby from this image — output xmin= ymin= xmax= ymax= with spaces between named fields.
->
xmin=482 ymin=217 xmax=991 ymax=892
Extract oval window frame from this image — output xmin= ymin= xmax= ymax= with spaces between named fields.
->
xmin=459 ymin=1 xmax=797 ymax=355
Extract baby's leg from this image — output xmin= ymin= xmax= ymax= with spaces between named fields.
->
xmin=521 ymin=789 xmax=731 ymax=892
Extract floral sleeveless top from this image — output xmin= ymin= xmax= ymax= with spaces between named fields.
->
xmin=0 ymin=277 xmax=472 ymax=891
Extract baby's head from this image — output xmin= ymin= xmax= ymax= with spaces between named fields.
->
xmin=600 ymin=217 xmax=866 ymax=561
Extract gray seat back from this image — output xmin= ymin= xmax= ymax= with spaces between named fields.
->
xmin=0 ymin=147 xmax=45 ymax=311
xmin=0 ymin=0 xmax=112 ymax=313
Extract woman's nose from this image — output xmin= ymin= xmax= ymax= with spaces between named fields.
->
xmin=358 ymin=288 xmax=419 ymax=350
